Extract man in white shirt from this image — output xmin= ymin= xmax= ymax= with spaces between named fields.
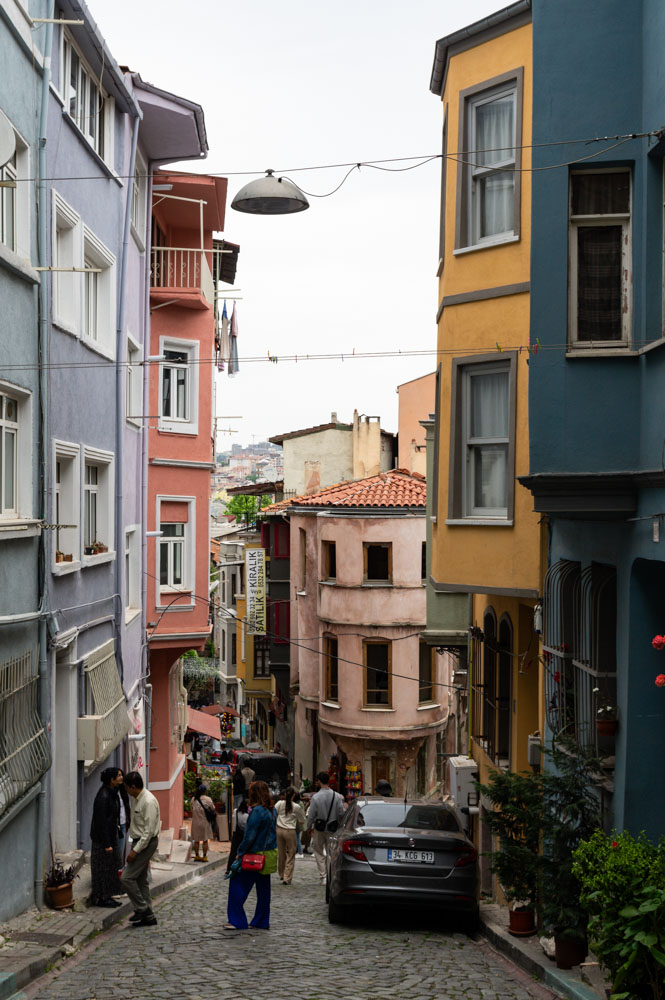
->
xmin=306 ymin=771 xmax=346 ymax=882
xmin=121 ymin=771 xmax=161 ymax=927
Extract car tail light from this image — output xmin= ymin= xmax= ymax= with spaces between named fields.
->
xmin=341 ymin=840 xmax=368 ymax=862
xmin=454 ymin=847 xmax=478 ymax=868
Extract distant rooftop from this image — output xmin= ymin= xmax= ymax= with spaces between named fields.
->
xmin=263 ymin=469 xmax=426 ymax=512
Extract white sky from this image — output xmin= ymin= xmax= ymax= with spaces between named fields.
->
xmin=95 ymin=0 xmax=505 ymax=449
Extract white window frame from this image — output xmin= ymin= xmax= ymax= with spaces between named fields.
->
xmin=160 ymin=523 xmax=185 ymax=590
xmin=82 ymin=447 xmax=114 ymax=565
xmin=59 ymin=30 xmax=114 ymax=166
xmin=52 ymin=192 xmax=80 ymax=335
xmin=52 ymin=440 xmax=80 ymax=575
xmin=81 ymin=227 xmax=116 ymax=359
xmin=155 ymin=495 xmax=195 ymax=606
xmin=130 ymin=150 xmax=147 ymax=249
xmin=0 ymin=123 xmax=30 ymax=259
xmin=0 ymin=379 xmax=32 ymax=523
xmin=158 ymin=337 xmax=199 ymax=434
xmin=461 ymin=362 xmax=511 ymax=518
xmin=569 ymin=169 xmax=632 ymax=349
xmin=125 ymin=525 xmax=140 ymax=622
xmin=126 ymin=334 xmax=143 ymax=427
xmin=466 ymin=83 xmax=517 ymax=248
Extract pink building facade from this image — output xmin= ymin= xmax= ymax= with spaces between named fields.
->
xmin=146 ymin=170 xmax=228 ymax=829
xmin=284 ymin=471 xmax=451 ymax=797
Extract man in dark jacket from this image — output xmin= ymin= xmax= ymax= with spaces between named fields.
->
xmin=90 ymin=768 xmax=124 ymax=907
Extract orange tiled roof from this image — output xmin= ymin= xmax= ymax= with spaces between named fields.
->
xmin=263 ymin=470 xmax=426 ymax=512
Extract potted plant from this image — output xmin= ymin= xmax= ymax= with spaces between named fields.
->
xmin=476 ymin=768 xmax=543 ymax=936
xmin=540 ymin=739 xmax=601 ymax=968
xmin=596 ymin=704 xmax=618 ymax=737
xmin=45 ymin=859 xmax=77 ymax=909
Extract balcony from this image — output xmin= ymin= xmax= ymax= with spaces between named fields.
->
xmin=150 ymin=247 xmax=214 ymax=310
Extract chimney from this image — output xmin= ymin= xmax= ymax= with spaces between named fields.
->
xmin=330 ymin=411 xmax=337 ymax=424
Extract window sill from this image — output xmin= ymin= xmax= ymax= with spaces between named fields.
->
xmin=320 ymin=701 xmax=341 ymax=710
xmin=445 ymin=518 xmax=514 ymax=527
xmin=417 ymin=702 xmax=440 ymax=711
xmin=157 ymin=424 xmax=199 ymax=437
xmin=0 ymin=518 xmax=42 ymax=540
xmin=361 ymin=706 xmax=395 ymax=712
xmin=130 ymin=223 xmax=146 ymax=254
xmin=453 ymin=234 xmax=519 ymax=256
xmin=61 ymin=110 xmax=122 ymax=186
xmin=81 ymin=334 xmax=115 ymax=362
xmin=82 ymin=550 xmax=116 ymax=568
xmin=52 ymin=559 xmax=81 ymax=576
xmin=361 ymin=581 xmax=393 ymax=587
xmin=566 ymin=346 xmax=636 ymax=358
xmin=125 ymin=606 xmax=141 ymax=626
xmin=53 ymin=317 xmax=80 ymax=339
xmin=125 ymin=418 xmax=142 ymax=431
xmin=0 ymin=243 xmax=40 ymax=285
xmin=319 ymin=579 xmax=337 ymax=585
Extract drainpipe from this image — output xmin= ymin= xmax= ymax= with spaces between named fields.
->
xmin=140 ymin=168 xmax=154 ymax=771
xmin=35 ymin=3 xmax=54 ymax=909
xmin=114 ymin=110 xmax=141 ymax=685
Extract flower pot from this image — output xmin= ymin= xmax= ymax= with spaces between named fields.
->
xmin=554 ymin=935 xmax=587 ymax=969
xmin=596 ymin=719 xmax=618 ymax=737
xmin=508 ymin=908 xmax=536 ymax=936
xmin=46 ymin=881 xmax=74 ymax=910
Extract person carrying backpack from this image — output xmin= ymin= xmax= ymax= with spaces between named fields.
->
xmin=306 ymin=771 xmax=346 ymax=883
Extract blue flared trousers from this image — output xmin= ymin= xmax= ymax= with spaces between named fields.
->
xmin=227 ymin=870 xmax=271 ymax=929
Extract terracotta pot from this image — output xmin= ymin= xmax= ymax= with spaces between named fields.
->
xmin=46 ymin=882 xmax=74 ymax=910
xmin=554 ymin=935 xmax=587 ymax=969
xmin=508 ymin=908 xmax=536 ymax=936
xmin=597 ymin=719 xmax=618 ymax=737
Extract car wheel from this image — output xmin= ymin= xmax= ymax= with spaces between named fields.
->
xmin=327 ymin=893 xmax=345 ymax=924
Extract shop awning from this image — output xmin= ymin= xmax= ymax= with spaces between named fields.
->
xmin=186 ymin=707 xmax=221 ymax=741
xmin=199 ymin=703 xmax=240 ymax=718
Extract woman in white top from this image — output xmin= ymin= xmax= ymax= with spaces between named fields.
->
xmin=275 ymin=786 xmax=306 ymax=885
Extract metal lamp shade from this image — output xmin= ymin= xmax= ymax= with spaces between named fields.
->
xmin=231 ymin=171 xmax=309 ymax=215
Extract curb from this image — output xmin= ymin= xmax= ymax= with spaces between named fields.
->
xmin=4 ymin=853 xmax=228 ymax=998
xmin=479 ymin=914 xmax=603 ymax=1000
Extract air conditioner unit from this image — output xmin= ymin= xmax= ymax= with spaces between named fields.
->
xmin=527 ymin=732 xmax=542 ymax=767
xmin=447 ymin=755 xmax=478 ymax=810
xmin=77 ymin=715 xmax=105 ymax=762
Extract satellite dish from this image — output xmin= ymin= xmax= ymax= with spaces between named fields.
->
xmin=0 ymin=111 xmax=16 ymax=169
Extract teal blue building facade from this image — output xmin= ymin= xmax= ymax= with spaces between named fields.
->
xmin=523 ymin=0 xmax=665 ymax=838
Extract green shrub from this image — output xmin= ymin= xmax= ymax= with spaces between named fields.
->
xmin=573 ymin=830 xmax=665 ymax=998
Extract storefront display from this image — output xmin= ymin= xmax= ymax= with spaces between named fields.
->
xmin=345 ymin=762 xmax=363 ymax=799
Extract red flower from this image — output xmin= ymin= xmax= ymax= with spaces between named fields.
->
xmin=655 ymin=674 xmax=665 ymax=688
xmin=612 ymin=841 xmax=618 ymax=848
xmin=652 ymin=635 xmax=665 ymax=650
xmin=553 ymin=671 xmax=561 ymax=684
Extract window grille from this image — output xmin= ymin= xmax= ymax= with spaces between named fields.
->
xmin=82 ymin=641 xmax=130 ymax=763
xmin=0 ymin=648 xmax=50 ymax=817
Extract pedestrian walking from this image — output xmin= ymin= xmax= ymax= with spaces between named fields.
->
xmin=191 ymin=783 xmax=216 ymax=862
xmin=225 ymin=781 xmax=277 ymax=931
xmin=225 ymin=799 xmax=249 ymax=875
xmin=89 ymin=767 xmax=124 ymax=908
xmin=121 ymin=771 xmax=161 ymax=927
xmin=306 ymin=771 xmax=346 ymax=883
xmin=275 ymin=786 xmax=306 ymax=885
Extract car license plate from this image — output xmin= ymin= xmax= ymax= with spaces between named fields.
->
xmin=388 ymin=849 xmax=434 ymax=863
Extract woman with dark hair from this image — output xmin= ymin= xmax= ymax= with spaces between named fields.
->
xmin=224 ymin=780 xmax=276 ymax=930
xmin=89 ymin=767 xmax=124 ymax=907
xmin=275 ymin=786 xmax=306 ymax=885
xmin=191 ymin=783 xmax=216 ymax=862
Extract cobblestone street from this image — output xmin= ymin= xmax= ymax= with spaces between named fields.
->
xmin=28 ymin=857 xmax=559 ymax=1000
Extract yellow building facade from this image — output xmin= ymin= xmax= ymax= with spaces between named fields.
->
xmin=428 ymin=2 xmax=544 ymax=875
xmin=235 ymin=545 xmax=275 ymax=748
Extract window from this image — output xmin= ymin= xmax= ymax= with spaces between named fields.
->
xmin=130 ymin=151 xmax=147 ymax=246
xmin=421 ymin=541 xmax=427 ymax=581
xmin=60 ymin=32 xmax=112 ymax=163
xmin=322 ymin=540 xmax=336 ymax=581
xmin=274 ymin=521 xmax=290 ymax=559
xmin=363 ymin=640 xmax=391 ymax=706
xmin=0 ymin=382 xmax=32 ymax=522
xmin=0 ymin=391 xmax=18 ymax=516
xmin=456 ymin=70 xmax=523 ymax=250
xmin=53 ymin=194 xmax=79 ymax=332
xmin=126 ymin=336 xmax=142 ymax=426
xmin=0 ymin=648 xmax=50 ymax=816
xmin=159 ymin=339 xmax=198 ymax=433
xmin=1 ymin=151 xmax=16 ymax=251
xmin=418 ymin=642 xmax=435 ymax=703
xmin=449 ymin=353 xmax=517 ymax=522
xmin=80 ymin=641 xmax=131 ymax=768
xmin=471 ymin=609 xmax=511 ymax=766
xmin=299 ymin=527 xmax=307 ymax=590
xmin=569 ymin=170 xmax=631 ymax=347
xmin=81 ymin=228 xmax=115 ymax=355
xmin=324 ymin=634 xmax=339 ymax=702
xmin=160 ymin=523 xmax=184 ymax=588
xmin=125 ymin=526 xmax=140 ymax=618
xmin=82 ymin=448 xmax=113 ymax=558
xmin=52 ymin=441 xmax=80 ymax=569
xmin=254 ymin=638 xmax=270 ymax=678
xmin=364 ymin=543 xmax=392 ymax=582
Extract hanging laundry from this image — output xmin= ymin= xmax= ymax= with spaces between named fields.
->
xmin=228 ymin=302 xmax=240 ymax=376
xmin=218 ymin=300 xmax=230 ymax=371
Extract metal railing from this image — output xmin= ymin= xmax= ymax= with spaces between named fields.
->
xmin=0 ymin=648 xmax=51 ymax=816
xmin=150 ymin=247 xmax=214 ymax=305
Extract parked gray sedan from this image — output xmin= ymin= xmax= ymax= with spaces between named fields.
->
xmin=325 ymin=798 xmax=479 ymax=932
